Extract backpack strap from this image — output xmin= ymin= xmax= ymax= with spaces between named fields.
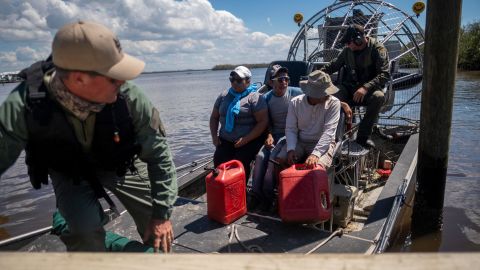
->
xmin=18 ymin=56 xmax=54 ymax=105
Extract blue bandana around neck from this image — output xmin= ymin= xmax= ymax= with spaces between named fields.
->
xmin=225 ymin=84 xmax=257 ymax=133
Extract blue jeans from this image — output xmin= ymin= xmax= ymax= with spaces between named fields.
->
xmin=251 ymin=135 xmax=285 ymax=204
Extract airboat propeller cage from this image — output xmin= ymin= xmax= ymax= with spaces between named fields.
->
xmin=288 ymin=0 xmax=425 ymax=136
xmin=288 ymin=0 xmax=424 ymax=64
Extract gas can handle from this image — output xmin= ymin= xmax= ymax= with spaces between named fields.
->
xmin=293 ymin=163 xmax=306 ymax=170
xmin=204 ymin=167 xmax=219 ymax=176
xmin=293 ymin=163 xmax=317 ymax=170
xmin=294 ymin=163 xmax=324 ymax=171
xmin=220 ymin=160 xmax=242 ymax=170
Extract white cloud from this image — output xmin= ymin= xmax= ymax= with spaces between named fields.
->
xmin=0 ymin=52 xmax=17 ymax=63
xmin=0 ymin=2 xmax=50 ymax=41
xmin=0 ymin=45 xmax=50 ymax=71
xmin=0 ymin=0 xmax=294 ymax=72
xmin=15 ymin=46 xmax=44 ymax=61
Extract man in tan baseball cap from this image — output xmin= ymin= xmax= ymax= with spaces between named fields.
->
xmin=0 ymin=20 xmax=177 ymax=253
xmin=52 ymin=20 xmax=145 ymax=81
xmin=51 ymin=20 xmax=145 ymax=104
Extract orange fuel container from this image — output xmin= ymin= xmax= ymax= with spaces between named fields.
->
xmin=278 ymin=164 xmax=331 ymax=223
xmin=206 ymin=160 xmax=247 ymax=224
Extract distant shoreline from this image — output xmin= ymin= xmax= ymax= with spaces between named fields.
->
xmin=211 ymin=63 xmax=270 ymax=70
xmin=2 ymin=64 xmax=272 ymax=80
xmin=141 ymin=63 xmax=270 ymax=75
xmin=141 ymin=69 xmax=210 ymax=75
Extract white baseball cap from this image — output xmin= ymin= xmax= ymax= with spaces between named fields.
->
xmin=230 ymin=66 xmax=252 ymax=79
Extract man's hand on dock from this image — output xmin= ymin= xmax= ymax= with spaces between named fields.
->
xmin=143 ymin=219 xmax=174 ymax=253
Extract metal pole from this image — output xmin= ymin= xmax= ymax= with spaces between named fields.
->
xmin=303 ymin=24 xmax=308 ymax=61
xmin=412 ymin=0 xmax=462 ymax=237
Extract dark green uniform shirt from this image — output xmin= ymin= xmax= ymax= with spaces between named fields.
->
xmin=0 ymin=76 xmax=177 ymax=220
xmin=322 ymin=37 xmax=390 ymax=93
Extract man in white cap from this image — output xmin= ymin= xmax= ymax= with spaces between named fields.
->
xmin=210 ymin=65 xmax=268 ymax=181
xmin=0 ymin=21 xmax=177 ymax=252
xmin=275 ymin=70 xmax=341 ymax=169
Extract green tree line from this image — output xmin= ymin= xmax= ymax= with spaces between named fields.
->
xmin=458 ymin=21 xmax=480 ymax=70
xmin=398 ymin=22 xmax=480 ymax=70
xmin=211 ymin=63 xmax=269 ymax=70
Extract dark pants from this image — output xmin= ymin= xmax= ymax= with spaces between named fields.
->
xmin=251 ymin=135 xmax=285 ymax=204
xmin=50 ymin=161 xmax=156 ymax=251
xmin=335 ymin=84 xmax=385 ymax=139
xmin=214 ymin=136 xmax=265 ymax=181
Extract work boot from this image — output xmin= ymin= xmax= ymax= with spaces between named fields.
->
xmin=356 ymin=136 xmax=375 ymax=148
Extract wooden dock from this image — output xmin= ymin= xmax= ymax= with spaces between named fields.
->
xmin=0 ymin=252 xmax=477 ymax=269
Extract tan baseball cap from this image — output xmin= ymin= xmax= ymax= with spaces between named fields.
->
xmin=52 ymin=20 xmax=145 ymax=81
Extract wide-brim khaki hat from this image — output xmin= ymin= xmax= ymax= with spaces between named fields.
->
xmin=52 ymin=20 xmax=145 ymax=81
xmin=299 ymin=70 xmax=338 ymax=98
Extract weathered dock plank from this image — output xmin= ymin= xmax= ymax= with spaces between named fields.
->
xmin=0 ymin=253 xmax=477 ymax=270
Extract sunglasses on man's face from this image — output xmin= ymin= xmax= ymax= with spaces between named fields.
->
xmin=272 ymin=76 xmax=290 ymax=83
xmin=229 ymin=77 xmax=245 ymax=84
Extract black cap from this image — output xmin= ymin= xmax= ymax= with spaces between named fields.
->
xmin=339 ymin=24 xmax=365 ymax=44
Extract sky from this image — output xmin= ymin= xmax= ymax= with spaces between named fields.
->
xmin=0 ymin=0 xmax=478 ymax=73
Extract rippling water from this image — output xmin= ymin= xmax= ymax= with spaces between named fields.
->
xmin=0 ymin=69 xmax=478 ymax=251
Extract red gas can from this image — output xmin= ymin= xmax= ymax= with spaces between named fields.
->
xmin=206 ymin=160 xmax=247 ymax=224
xmin=278 ymin=164 xmax=331 ymax=223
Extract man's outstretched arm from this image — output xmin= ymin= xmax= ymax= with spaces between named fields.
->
xmin=0 ymin=84 xmax=28 ymax=176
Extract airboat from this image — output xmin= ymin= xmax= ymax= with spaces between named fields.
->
xmin=0 ymin=0 xmax=425 ymax=254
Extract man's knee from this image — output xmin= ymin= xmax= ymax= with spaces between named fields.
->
xmin=369 ymin=90 xmax=385 ymax=105
xmin=255 ymin=146 xmax=270 ymax=161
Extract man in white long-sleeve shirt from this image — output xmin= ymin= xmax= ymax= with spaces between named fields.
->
xmin=276 ymin=70 xmax=341 ymax=169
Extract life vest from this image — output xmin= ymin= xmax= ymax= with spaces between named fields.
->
xmin=19 ymin=59 xmax=140 ymax=189
xmin=343 ymin=38 xmax=384 ymax=89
